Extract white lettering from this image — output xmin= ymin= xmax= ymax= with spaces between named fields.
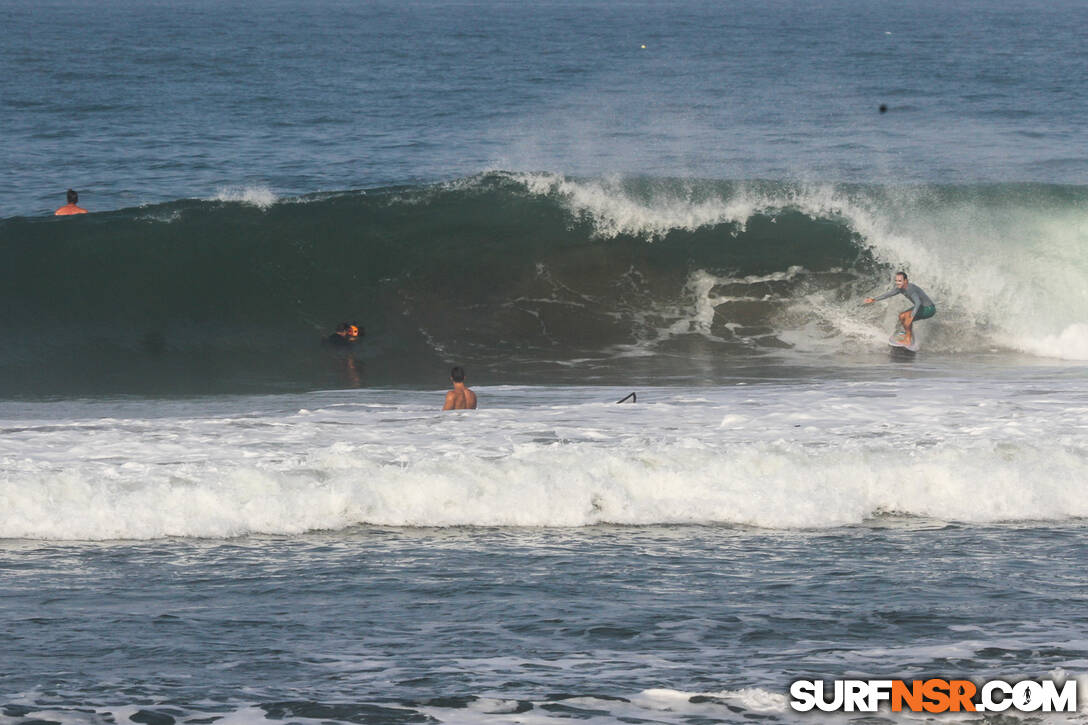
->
xmin=981 ymin=680 xmax=1012 ymax=712
xmin=1040 ymin=680 xmax=1078 ymax=712
xmin=844 ymin=681 xmax=868 ymax=712
xmin=818 ymin=680 xmax=844 ymax=712
xmin=789 ymin=680 xmax=817 ymax=712
xmin=868 ymin=680 xmax=893 ymax=711
xmin=1013 ymin=680 xmax=1043 ymax=712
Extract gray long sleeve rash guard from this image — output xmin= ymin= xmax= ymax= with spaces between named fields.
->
xmin=873 ymin=283 xmax=934 ymax=317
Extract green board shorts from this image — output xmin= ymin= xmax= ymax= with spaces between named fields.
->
xmin=912 ymin=305 xmax=936 ymax=321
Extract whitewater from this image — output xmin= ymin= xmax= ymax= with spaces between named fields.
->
xmin=3 ymin=366 xmax=1087 ymax=540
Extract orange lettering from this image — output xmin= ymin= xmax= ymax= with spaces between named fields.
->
xmin=922 ymin=679 xmax=951 ymax=713
xmin=892 ymin=680 xmax=924 ymax=712
xmin=948 ymin=680 xmax=976 ymax=712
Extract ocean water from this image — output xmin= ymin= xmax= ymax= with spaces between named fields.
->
xmin=2 ymin=0 xmax=1088 ymax=723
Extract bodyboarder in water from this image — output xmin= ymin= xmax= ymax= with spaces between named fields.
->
xmin=864 ymin=271 xmax=936 ymax=347
xmin=443 ymin=366 xmax=477 ymax=410
xmin=326 ymin=322 xmax=362 ymax=347
xmin=324 ymin=322 xmax=364 ymax=387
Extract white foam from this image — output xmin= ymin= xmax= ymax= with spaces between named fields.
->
xmin=1015 ymin=323 xmax=1088 ymax=361
xmin=632 ymin=687 xmax=788 ymax=714
xmin=212 ymin=185 xmax=278 ymax=209
xmin=504 ymin=172 xmax=1088 ymax=361
xmin=416 ymin=687 xmax=790 ymax=725
xmin=510 ymin=172 xmax=763 ymax=240
xmin=619 ymin=266 xmax=809 ymax=349
xmin=2 ymin=377 xmax=1087 ymax=540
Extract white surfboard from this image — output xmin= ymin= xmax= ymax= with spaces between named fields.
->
xmin=889 ymin=327 xmax=920 ymax=352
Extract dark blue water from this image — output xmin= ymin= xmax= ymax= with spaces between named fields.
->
xmin=4 ymin=524 xmax=1088 ymax=724
xmin=2 ymin=0 xmax=1086 ymax=217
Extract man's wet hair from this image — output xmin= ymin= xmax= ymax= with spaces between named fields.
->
xmin=450 ymin=366 xmax=466 ymax=383
xmin=67 ymin=189 xmax=78 ymax=204
xmin=896 ymin=271 xmax=908 ymax=280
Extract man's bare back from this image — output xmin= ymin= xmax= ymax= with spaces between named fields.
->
xmin=55 ymin=189 xmax=87 ymax=216
xmin=443 ymin=366 xmax=477 ymax=410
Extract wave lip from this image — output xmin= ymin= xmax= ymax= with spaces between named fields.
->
xmin=509 ymin=171 xmax=766 ymax=240
xmin=211 ymin=185 xmax=279 ymax=208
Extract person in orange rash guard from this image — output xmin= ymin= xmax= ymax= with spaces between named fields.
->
xmin=55 ymin=189 xmax=88 ymax=216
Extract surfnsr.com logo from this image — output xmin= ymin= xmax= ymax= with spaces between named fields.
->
xmin=790 ymin=679 xmax=1077 ymax=713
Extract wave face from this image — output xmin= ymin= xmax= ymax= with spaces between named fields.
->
xmin=1 ymin=174 xmax=1086 ymax=396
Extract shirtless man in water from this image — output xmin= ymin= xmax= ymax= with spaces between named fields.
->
xmin=443 ymin=366 xmax=477 ymax=410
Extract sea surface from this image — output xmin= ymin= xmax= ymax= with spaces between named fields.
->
xmin=2 ymin=1 xmax=1087 ymax=723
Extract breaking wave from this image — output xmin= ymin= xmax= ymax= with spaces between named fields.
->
xmin=1 ymin=173 xmax=1085 ymax=396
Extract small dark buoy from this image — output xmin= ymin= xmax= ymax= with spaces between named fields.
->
xmin=616 ymin=392 xmax=637 ymax=404
xmin=879 ymin=103 xmax=888 ymax=113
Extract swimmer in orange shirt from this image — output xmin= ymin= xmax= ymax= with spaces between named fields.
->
xmin=55 ymin=189 xmax=88 ymax=216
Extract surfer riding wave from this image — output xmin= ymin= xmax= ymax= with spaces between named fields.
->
xmin=864 ymin=271 xmax=936 ymax=348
